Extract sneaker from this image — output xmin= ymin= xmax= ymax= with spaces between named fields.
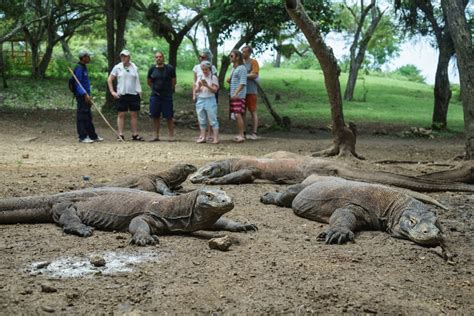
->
xmin=79 ymin=137 xmax=94 ymax=143
xmin=93 ymin=136 xmax=104 ymax=142
xmin=247 ymin=133 xmax=258 ymax=140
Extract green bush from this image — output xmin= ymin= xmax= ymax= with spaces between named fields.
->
xmin=392 ymin=64 xmax=425 ymax=83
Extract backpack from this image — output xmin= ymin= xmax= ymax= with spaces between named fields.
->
xmin=68 ymin=76 xmax=76 ymax=94
xmin=68 ymin=63 xmax=85 ymax=95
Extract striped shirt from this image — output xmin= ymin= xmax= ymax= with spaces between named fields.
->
xmin=229 ymin=65 xmax=247 ymax=98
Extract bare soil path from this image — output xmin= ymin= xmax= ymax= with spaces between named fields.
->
xmin=0 ymin=109 xmax=472 ymax=314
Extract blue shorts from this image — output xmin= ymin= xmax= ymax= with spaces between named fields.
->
xmin=196 ymin=97 xmax=219 ymax=129
xmin=149 ymin=94 xmax=173 ymax=119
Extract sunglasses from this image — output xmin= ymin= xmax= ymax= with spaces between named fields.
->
xmin=199 ymin=55 xmax=207 ymax=59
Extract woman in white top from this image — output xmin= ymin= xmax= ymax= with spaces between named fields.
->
xmin=107 ymin=49 xmax=143 ymax=141
xmin=193 ymin=60 xmax=220 ymax=144
xmin=192 ymin=49 xmax=218 ymax=142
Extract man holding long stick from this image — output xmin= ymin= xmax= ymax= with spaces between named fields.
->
xmin=73 ymin=51 xmax=103 ymax=143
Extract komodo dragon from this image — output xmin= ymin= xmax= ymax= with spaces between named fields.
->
xmin=260 ymin=176 xmax=445 ymax=248
xmin=99 ymin=164 xmax=197 ymax=195
xmin=0 ymin=187 xmax=257 ymax=246
xmin=190 ymin=157 xmax=474 ymax=192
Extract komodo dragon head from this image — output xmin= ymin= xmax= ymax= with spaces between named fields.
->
xmin=392 ymin=207 xmax=442 ymax=246
xmin=194 ymin=187 xmax=234 ymax=214
xmin=190 ymin=161 xmax=229 ymax=184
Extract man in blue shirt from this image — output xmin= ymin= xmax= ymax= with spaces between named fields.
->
xmin=73 ymin=51 xmax=102 ymax=143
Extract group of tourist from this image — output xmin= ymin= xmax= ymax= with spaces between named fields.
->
xmin=71 ymin=46 xmax=260 ymax=144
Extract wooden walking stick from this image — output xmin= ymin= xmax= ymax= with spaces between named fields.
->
xmin=67 ymin=66 xmax=124 ymax=142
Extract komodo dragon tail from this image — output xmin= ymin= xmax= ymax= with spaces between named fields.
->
xmin=0 ymin=195 xmax=54 ymax=224
xmin=338 ymin=168 xmax=474 ymax=192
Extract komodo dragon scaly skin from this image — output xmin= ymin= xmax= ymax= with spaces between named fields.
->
xmin=260 ymin=177 xmax=443 ymax=247
xmin=0 ymin=187 xmax=257 ymax=246
xmin=190 ymin=157 xmax=474 ymax=192
xmin=100 ymin=164 xmax=197 ymax=195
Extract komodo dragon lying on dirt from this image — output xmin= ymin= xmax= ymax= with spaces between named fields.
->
xmin=260 ymin=176 xmax=446 ymax=249
xmin=0 ymin=187 xmax=257 ymax=246
xmin=99 ymin=164 xmax=197 ymax=195
xmin=190 ymin=157 xmax=474 ymax=192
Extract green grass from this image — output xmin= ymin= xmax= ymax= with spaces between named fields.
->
xmin=0 ymin=67 xmax=464 ymax=133
xmin=259 ymin=68 xmax=464 ymax=133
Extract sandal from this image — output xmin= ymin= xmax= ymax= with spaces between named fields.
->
xmin=196 ymin=136 xmax=206 ymax=143
xmin=117 ymin=135 xmax=125 ymax=141
xmin=132 ymin=134 xmax=144 ymax=141
xmin=148 ymin=138 xmax=160 ymax=142
xmin=233 ymin=136 xmax=245 ymax=143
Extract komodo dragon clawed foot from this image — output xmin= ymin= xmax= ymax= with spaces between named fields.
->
xmin=317 ymin=227 xmax=355 ymax=244
xmin=130 ymin=234 xmax=160 ymax=246
xmin=210 ymin=218 xmax=258 ymax=232
xmin=63 ymin=224 xmax=94 ymax=237
xmin=235 ymin=223 xmax=258 ymax=232
xmin=260 ymin=192 xmax=279 ymax=205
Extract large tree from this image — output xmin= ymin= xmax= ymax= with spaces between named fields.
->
xmin=21 ymin=0 xmax=99 ymax=78
xmin=441 ymin=0 xmax=473 ymax=159
xmin=135 ymin=0 xmax=203 ymax=68
xmin=395 ymin=0 xmax=455 ymax=130
xmin=206 ymin=0 xmax=333 ymax=87
xmin=0 ymin=1 xmax=48 ymax=87
xmin=340 ymin=0 xmax=386 ymax=101
xmin=104 ymin=0 xmax=134 ymax=110
xmin=285 ymin=0 xmax=362 ymax=158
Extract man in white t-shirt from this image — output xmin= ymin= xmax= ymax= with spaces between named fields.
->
xmin=107 ymin=49 xmax=144 ymax=141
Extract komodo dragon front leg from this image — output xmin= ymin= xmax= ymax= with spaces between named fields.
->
xmin=260 ymin=184 xmax=307 ymax=207
xmin=210 ymin=218 xmax=258 ymax=232
xmin=204 ymin=169 xmax=258 ymax=185
xmin=52 ymin=203 xmax=94 ymax=237
xmin=155 ymin=179 xmax=178 ymax=196
xmin=128 ymin=215 xmax=162 ymax=246
xmin=317 ymin=205 xmax=371 ymax=244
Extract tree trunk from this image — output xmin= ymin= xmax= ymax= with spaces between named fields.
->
xmin=168 ymin=41 xmax=179 ymax=69
xmin=344 ymin=2 xmax=382 ymax=101
xmin=105 ymin=0 xmax=116 ymax=111
xmin=285 ymin=0 xmax=362 ymax=159
xmin=209 ymin=32 xmax=219 ymax=67
xmin=60 ymin=38 xmax=74 ymax=62
xmin=37 ymin=44 xmax=54 ymax=78
xmin=255 ymin=81 xmax=288 ymax=127
xmin=431 ymin=36 xmax=454 ymax=130
xmin=0 ymin=45 xmax=7 ymax=88
xmin=115 ymin=0 xmax=132 ymax=59
xmin=218 ymin=56 xmax=230 ymax=89
xmin=344 ymin=58 xmax=359 ymax=101
xmin=30 ymin=40 xmax=40 ymax=78
xmin=105 ymin=0 xmax=132 ymax=111
xmin=441 ymin=0 xmax=474 ymax=159
xmin=274 ymin=38 xmax=282 ymax=68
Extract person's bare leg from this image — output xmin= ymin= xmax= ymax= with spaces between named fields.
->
xmin=212 ymin=127 xmax=219 ymax=144
xmin=251 ymin=110 xmax=258 ymax=135
xmin=130 ymin=111 xmax=139 ymax=136
xmin=167 ymin=118 xmax=175 ymax=141
xmin=117 ymin=112 xmax=125 ymax=136
xmin=206 ymin=124 xmax=213 ymax=141
xmin=152 ymin=117 xmax=161 ymax=140
xmin=197 ymin=128 xmax=206 ymax=143
xmin=235 ymin=113 xmax=245 ymax=140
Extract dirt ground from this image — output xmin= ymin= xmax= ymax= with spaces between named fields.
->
xmin=0 ymin=108 xmax=472 ymax=314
